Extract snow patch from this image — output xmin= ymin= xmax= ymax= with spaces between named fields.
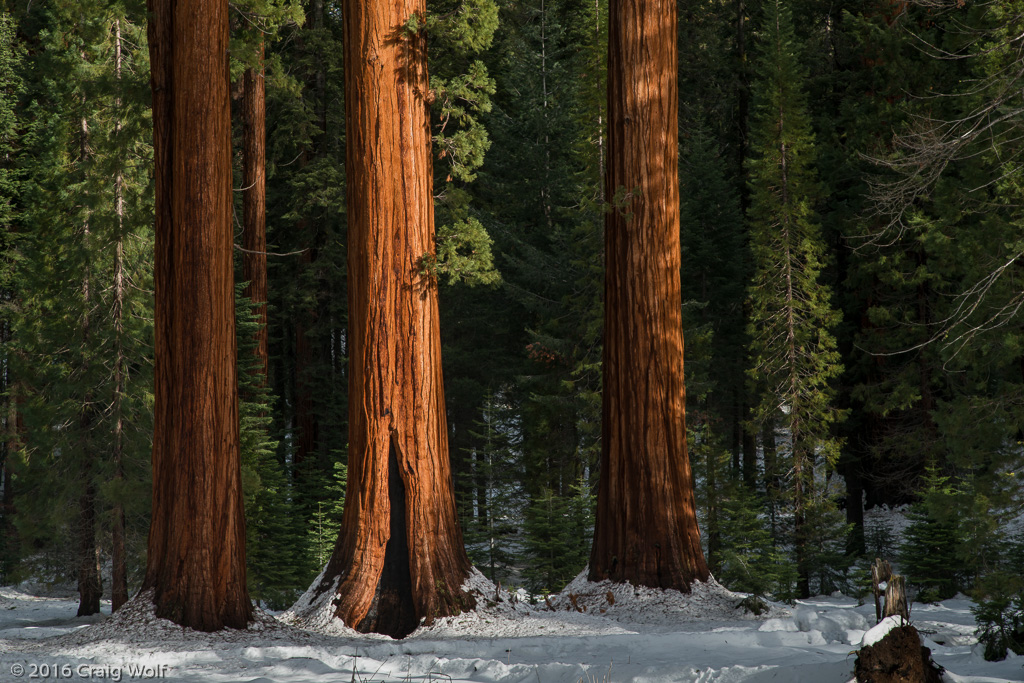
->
xmin=861 ymin=614 xmax=909 ymax=648
xmin=277 ymin=564 xmax=366 ymax=637
xmin=547 ymin=568 xmax=789 ymax=624
xmin=793 ymin=603 xmax=870 ymax=645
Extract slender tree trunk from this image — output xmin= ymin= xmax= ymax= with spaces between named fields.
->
xmin=143 ymin=0 xmax=252 ymax=631
xmin=311 ymin=0 xmax=475 ymax=639
xmin=76 ymin=477 xmax=102 ymax=617
xmin=1 ymin=388 xmax=19 ymax=580
xmin=742 ymin=411 xmax=758 ymax=486
xmin=110 ymin=17 xmax=129 ymax=614
xmin=242 ymin=41 xmax=268 ymax=386
xmin=762 ymin=415 xmax=779 ymax=539
xmin=589 ymin=0 xmax=710 ymax=590
xmin=0 ymin=321 xmax=12 ymax=581
xmin=705 ymin=417 xmax=721 ymax=575
xmin=76 ymin=107 xmax=102 ymax=619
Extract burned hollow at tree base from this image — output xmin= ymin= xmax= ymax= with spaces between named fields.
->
xmin=355 ymin=442 xmax=417 ymax=639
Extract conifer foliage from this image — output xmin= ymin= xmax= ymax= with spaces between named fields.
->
xmin=745 ymin=0 xmax=845 ymax=599
xmin=12 ymin=0 xmax=153 ymax=615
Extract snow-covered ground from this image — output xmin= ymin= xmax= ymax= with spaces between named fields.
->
xmin=1 ymin=573 xmax=1022 ymax=683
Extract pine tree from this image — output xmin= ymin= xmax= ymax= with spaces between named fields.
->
xmin=458 ymin=392 xmax=524 ymax=585
xmin=717 ymin=481 xmax=796 ymax=599
xmin=523 ymin=478 xmax=594 ymax=594
xmin=236 ymin=285 xmax=305 ymax=609
xmin=745 ymin=0 xmax=844 ymax=598
xmin=472 ymin=0 xmax=605 ymax=562
xmin=307 ymin=458 xmax=346 ymax=571
xmin=899 ymin=468 xmax=964 ymax=602
xmin=0 ymin=9 xmax=23 ymax=583
xmin=261 ymin=0 xmax=348 ymax=535
xmin=12 ymin=0 xmax=154 ymax=614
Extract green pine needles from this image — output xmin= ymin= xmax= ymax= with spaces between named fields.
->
xmin=236 ymin=285 xmax=308 ymax=609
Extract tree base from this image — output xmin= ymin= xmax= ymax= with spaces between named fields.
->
xmin=354 ymin=444 xmax=418 ymax=639
xmin=855 ymin=624 xmax=943 ymax=683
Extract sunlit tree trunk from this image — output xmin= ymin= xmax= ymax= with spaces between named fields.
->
xmin=589 ymin=0 xmax=710 ymax=590
xmin=311 ymin=0 xmax=475 ymax=639
xmin=142 ymin=0 xmax=252 ymax=631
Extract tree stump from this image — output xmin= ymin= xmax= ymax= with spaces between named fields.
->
xmin=855 ymin=622 xmax=943 ymax=683
xmin=871 ymin=558 xmax=909 ymax=623
xmin=871 ymin=558 xmax=892 ymax=623
xmin=884 ymin=575 xmax=910 ymax=621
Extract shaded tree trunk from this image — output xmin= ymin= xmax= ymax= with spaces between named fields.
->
xmin=313 ymin=0 xmax=475 ymax=639
xmin=76 ymin=108 xmax=102 ymax=619
xmin=589 ymin=0 xmax=710 ymax=590
xmin=142 ymin=0 xmax=252 ymax=631
xmin=76 ymin=477 xmax=102 ymax=617
xmin=110 ymin=17 xmax=129 ymax=615
xmin=0 ymin=389 xmax=20 ymax=582
xmin=242 ymin=40 xmax=268 ymax=386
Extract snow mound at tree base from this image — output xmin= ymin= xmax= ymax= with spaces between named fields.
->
xmin=549 ymin=569 xmax=789 ymax=624
xmin=278 ymin=565 xmax=377 ymax=638
xmin=411 ymin=567 xmax=788 ymax=639
xmin=51 ymin=589 xmax=318 ymax=649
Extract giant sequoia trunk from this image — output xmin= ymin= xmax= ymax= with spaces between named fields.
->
xmin=311 ymin=0 xmax=475 ymax=639
xmin=589 ymin=0 xmax=710 ymax=590
xmin=142 ymin=0 xmax=252 ymax=631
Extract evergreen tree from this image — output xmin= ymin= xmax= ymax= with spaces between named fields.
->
xmin=458 ymin=392 xmax=523 ymax=585
xmin=143 ymin=0 xmax=253 ymax=631
xmin=745 ymin=0 xmax=845 ymax=598
xmin=261 ymin=0 xmax=348 ymax=539
xmin=472 ymin=0 xmax=605 ymax=529
xmin=717 ymin=481 xmax=797 ymax=600
xmin=0 ymin=9 xmax=24 ymax=583
xmin=307 ymin=458 xmax=346 ymax=571
xmin=12 ymin=0 xmax=153 ymax=612
xmin=523 ymin=477 xmax=594 ymax=594
xmin=900 ymin=468 xmax=965 ymax=602
xmin=236 ymin=285 xmax=305 ymax=609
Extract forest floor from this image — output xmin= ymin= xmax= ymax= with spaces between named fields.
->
xmin=0 ymin=570 xmax=1021 ymax=683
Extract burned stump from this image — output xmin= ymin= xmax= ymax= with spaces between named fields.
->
xmin=855 ymin=621 xmax=943 ymax=683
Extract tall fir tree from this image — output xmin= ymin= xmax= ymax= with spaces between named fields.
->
xmin=12 ymin=0 xmax=153 ymax=612
xmin=745 ymin=0 xmax=846 ymax=598
xmin=0 ymin=9 xmax=23 ymax=583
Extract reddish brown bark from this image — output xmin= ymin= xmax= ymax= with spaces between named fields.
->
xmin=242 ymin=43 xmax=268 ymax=385
xmin=589 ymin=0 xmax=710 ymax=590
xmin=143 ymin=0 xmax=252 ymax=631
xmin=314 ymin=0 xmax=474 ymax=638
